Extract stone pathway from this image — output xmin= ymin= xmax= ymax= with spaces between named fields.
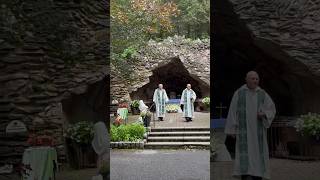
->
xmin=150 ymin=112 xmax=210 ymax=128
xmin=112 ymin=112 xmax=210 ymax=128
xmin=211 ymin=158 xmax=320 ymax=180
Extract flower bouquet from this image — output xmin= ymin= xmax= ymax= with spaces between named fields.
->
xmin=165 ymin=104 xmax=179 ymax=113
xmin=27 ymin=132 xmax=55 ymax=147
xmin=114 ymin=116 xmax=123 ymax=126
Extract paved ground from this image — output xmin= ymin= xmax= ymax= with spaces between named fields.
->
xmin=56 ymin=168 xmax=97 ymax=180
xmin=110 ymin=149 xmax=210 ymax=180
xmin=211 ymin=158 xmax=320 ymax=180
xmin=53 ymin=157 xmax=320 ymax=180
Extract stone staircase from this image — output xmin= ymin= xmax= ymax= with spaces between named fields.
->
xmin=145 ymin=127 xmax=210 ymax=149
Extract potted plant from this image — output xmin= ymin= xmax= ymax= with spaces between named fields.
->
xmin=99 ymin=162 xmax=110 ymax=180
xmin=130 ymin=100 xmax=140 ymax=115
xmin=294 ymin=113 xmax=320 ymax=156
xmin=140 ymin=111 xmax=152 ymax=127
xmin=202 ymin=97 xmax=210 ymax=112
xmin=65 ymin=121 xmax=96 ymax=169
xmin=295 ymin=113 xmax=320 ymax=141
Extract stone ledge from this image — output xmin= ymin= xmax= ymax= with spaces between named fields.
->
xmin=110 ymin=141 xmax=144 ymax=149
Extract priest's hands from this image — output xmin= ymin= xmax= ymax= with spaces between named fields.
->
xmin=229 ymin=134 xmax=236 ymax=138
xmin=257 ymin=111 xmax=266 ymax=120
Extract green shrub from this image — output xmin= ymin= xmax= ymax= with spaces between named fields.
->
xmin=65 ymin=121 xmax=94 ymax=144
xmin=295 ymin=113 xmax=320 ymax=137
xmin=121 ymin=46 xmax=137 ymax=59
xmin=202 ymin=97 xmax=210 ymax=108
xmin=127 ymin=123 xmax=145 ymax=141
xmin=111 ymin=123 xmax=145 ymax=142
xmin=116 ymin=125 xmax=129 ymax=141
xmin=111 ymin=125 xmax=120 ymax=142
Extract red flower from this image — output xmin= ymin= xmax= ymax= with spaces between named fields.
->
xmin=114 ymin=116 xmax=123 ymax=126
xmin=119 ymin=103 xmax=128 ymax=108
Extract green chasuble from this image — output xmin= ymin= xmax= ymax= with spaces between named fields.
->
xmin=224 ymin=84 xmax=276 ymax=179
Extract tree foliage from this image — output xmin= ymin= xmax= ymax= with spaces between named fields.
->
xmin=111 ymin=0 xmax=210 ymax=77
xmin=111 ymin=0 xmax=180 ymax=55
xmin=172 ymin=0 xmax=210 ymax=39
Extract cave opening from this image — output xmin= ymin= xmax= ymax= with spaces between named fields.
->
xmin=130 ymin=58 xmax=210 ymax=103
xmin=61 ymin=76 xmax=109 ymax=168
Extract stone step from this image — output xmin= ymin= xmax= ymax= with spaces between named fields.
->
xmin=144 ymin=142 xmax=210 ymax=149
xmin=148 ymin=131 xmax=210 ymax=137
xmin=151 ymin=127 xmax=210 ymax=132
xmin=147 ymin=136 xmax=210 ymax=142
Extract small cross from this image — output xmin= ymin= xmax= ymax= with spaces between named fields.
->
xmin=216 ymin=102 xmax=227 ymax=118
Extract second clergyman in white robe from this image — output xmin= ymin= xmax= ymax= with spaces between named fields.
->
xmin=92 ymin=121 xmax=110 ymax=179
xmin=224 ymin=84 xmax=276 ymax=179
xmin=153 ymin=88 xmax=169 ymax=118
xmin=180 ymin=88 xmax=197 ymax=118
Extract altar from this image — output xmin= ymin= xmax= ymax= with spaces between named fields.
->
xmin=167 ymin=99 xmax=180 ymax=104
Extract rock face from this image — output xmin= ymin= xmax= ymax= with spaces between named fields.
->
xmin=111 ymin=36 xmax=210 ymax=102
xmin=110 ymin=65 xmax=132 ymax=101
xmin=229 ymin=0 xmax=320 ymax=76
xmin=0 ymin=0 xmax=109 ymax=164
xmin=212 ymin=0 xmax=320 ymax=116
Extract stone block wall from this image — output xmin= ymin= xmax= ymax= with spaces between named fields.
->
xmin=0 ymin=0 xmax=109 ymax=164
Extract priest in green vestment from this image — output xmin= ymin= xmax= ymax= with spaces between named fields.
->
xmin=153 ymin=84 xmax=169 ymax=121
xmin=180 ymin=84 xmax=197 ymax=122
xmin=224 ymin=71 xmax=276 ymax=180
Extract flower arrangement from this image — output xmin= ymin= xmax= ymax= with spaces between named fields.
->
xmin=165 ymin=104 xmax=179 ymax=113
xmin=294 ymin=113 xmax=320 ymax=138
xmin=113 ymin=116 xmax=123 ymax=126
xmin=118 ymin=99 xmax=129 ymax=108
xmin=27 ymin=130 xmax=55 ymax=146
xmin=202 ymin=97 xmax=210 ymax=108
xmin=65 ymin=121 xmax=94 ymax=144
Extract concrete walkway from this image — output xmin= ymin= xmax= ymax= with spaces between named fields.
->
xmin=111 ymin=149 xmax=210 ymax=180
xmin=211 ymin=158 xmax=320 ymax=180
xmin=53 ymin=157 xmax=320 ymax=180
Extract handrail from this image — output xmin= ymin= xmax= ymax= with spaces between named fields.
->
xmin=149 ymin=103 xmax=156 ymax=128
